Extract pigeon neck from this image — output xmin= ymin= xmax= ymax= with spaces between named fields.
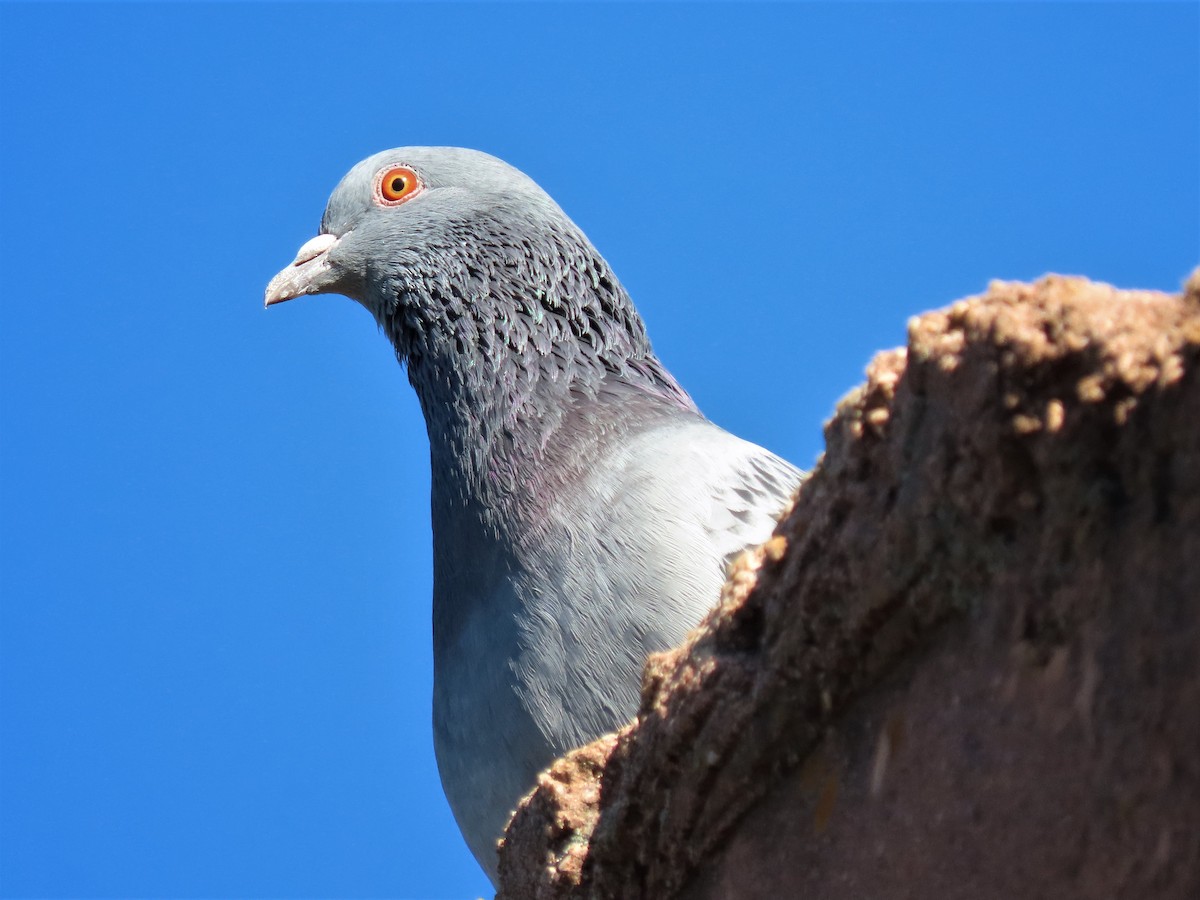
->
xmin=379 ymin=229 xmax=696 ymax=507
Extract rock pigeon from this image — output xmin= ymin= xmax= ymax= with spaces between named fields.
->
xmin=265 ymin=147 xmax=802 ymax=884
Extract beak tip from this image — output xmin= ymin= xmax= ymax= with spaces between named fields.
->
xmin=264 ymin=278 xmax=292 ymax=309
xmin=265 ymin=233 xmax=341 ymax=310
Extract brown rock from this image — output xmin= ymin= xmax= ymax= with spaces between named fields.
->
xmin=497 ymin=273 xmax=1200 ymax=900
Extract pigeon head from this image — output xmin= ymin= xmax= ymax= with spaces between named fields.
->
xmin=266 ymin=147 xmax=691 ymax=453
xmin=267 ymin=147 xmax=555 ymax=315
xmin=268 ymin=148 xmax=638 ymax=358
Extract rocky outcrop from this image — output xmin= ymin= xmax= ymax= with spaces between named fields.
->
xmin=497 ymin=272 xmax=1200 ymax=900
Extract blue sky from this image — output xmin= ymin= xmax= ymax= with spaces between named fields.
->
xmin=1 ymin=3 xmax=1196 ymax=898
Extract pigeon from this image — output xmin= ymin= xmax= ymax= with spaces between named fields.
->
xmin=265 ymin=147 xmax=802 ymax=884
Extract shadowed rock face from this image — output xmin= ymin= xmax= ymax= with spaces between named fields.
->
xmin=498 ymin=272 xmax=1200 ymax=900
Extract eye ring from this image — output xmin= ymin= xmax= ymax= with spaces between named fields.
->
xmin=374 ymin=165 xmax=422 ymax=206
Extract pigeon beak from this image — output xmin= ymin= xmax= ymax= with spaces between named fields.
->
xmin=264 ymin=233 xmax=343 ymax=308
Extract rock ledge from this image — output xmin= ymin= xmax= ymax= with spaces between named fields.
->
xmin=499 ymin=273 xmax=1200 ymax=900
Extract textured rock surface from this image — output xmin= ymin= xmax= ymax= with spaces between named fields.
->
xmin=497 ymin=273 xmax=1200 ymax=900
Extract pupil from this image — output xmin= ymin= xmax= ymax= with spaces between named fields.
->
xmin=391 ymin=177 xmax=406 ymax=193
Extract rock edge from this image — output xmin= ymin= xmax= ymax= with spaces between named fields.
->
xmin=498 ymin=273 xmax=1200 ymax=899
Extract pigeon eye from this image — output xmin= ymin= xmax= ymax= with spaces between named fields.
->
xmin=375 ymin=165 xmax=421 ymax=206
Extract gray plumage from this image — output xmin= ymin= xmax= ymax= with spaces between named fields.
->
xmin=265 ymin=147 xmax=802 ymax=884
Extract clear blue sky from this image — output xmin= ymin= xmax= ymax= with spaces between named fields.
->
xmin=1 ymin=3 xmax=1196 ymax=898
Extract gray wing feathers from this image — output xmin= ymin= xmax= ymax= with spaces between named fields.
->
xmin=616 ymin=418 xmax=801 ymax=572
xmin=518 ymin=417 xmax=802 ymax=742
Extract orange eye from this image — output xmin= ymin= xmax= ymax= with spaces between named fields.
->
xmin=375 ymin=165 xmax=421 ymax=205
